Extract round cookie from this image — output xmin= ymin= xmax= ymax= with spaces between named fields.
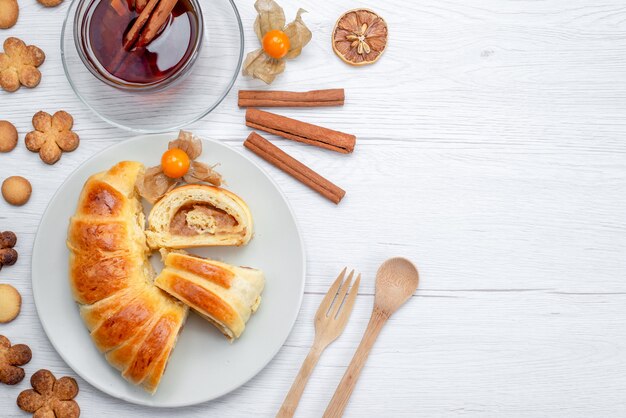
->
xmin=0 ymin=121 xmax=18 ymax=152
xmin=2 ymin=176 xmax=32 ymax=206
xmin=37 ymin=0 xmax=63 ymax=6
xmin=0 ymin=0 xmax=18 ymax=29
xmin=0 ymin=284 xmax=21 ymax=323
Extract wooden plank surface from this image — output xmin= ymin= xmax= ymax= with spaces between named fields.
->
xmin=1 ymin=0 xmax=626 ymax=416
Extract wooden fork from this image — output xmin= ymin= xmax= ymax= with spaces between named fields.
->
xmin=276 ymin=268 xmax=361 ymax=418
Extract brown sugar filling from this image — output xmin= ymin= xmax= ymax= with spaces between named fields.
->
xmin=169 ymin=203 xmax=237 ymax=236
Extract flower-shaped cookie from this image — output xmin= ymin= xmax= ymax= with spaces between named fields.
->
xmin=0 ymin=335 xmax=32 ymax=385
xmin=0 ymin=231 xmax=17 ymax=270
xmin=25 ymin=111 xmax=79 ymax=165
xmin=17 ymin=369 xmax=80 ymax=418
xmin=242 ymin=0 xmax=311 ymax=84
xmin=0 ymin=37 xmax=45 ymax=92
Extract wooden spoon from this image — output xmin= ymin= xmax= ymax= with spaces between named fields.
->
xmin=323 ymin=257 xmax=419 ymax=418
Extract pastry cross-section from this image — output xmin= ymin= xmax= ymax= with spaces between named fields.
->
xmin=146 ymin=184 xmax=253 ymax=249
xmin=155 ymin=252 xmax=265 ymax=340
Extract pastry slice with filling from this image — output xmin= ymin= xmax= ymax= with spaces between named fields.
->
xmin=146 ymin=184 xmax=253 ymax=249
xmin=154 ymin=251 xmax=264 ymax=340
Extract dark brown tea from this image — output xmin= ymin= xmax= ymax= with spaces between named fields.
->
xmin=84 ymin=0 xmax=200 ymax=86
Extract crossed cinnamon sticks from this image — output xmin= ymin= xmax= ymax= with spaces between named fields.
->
xmin=241 ymin=89 xmax=353 ymax=204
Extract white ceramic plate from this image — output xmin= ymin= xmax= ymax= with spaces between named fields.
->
xmin=31 ymin=134 xmax=305 ymax=407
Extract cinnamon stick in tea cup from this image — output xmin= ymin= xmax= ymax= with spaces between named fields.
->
xmin=123 ymin=0 xmax=178 ymax=50
xmin=135 ymin=0 xmax=148 ymax=12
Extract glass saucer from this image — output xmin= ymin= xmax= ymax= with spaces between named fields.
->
xmin=61 ymin=0 xmax=244 ymax=133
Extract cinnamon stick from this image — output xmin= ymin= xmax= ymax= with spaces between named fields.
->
xmin=238 ymin=89 xmax=345 ymax=108
xmin=245 ymin=109 xmax=356 ymax=154
xmin=136 ymin=0 xmax=178 ymax=48
xmin=122 ymin=0 xmax=177 ymax=50
xmin=123 ymin=0 xmax=160 ymax=50
xmin=111 ymin=0 xmax=127 ymax=16
xmin=244 ymin=132 xmax=345 ymax=204
xmin=135 ymin=0 xmax=148 ymax=12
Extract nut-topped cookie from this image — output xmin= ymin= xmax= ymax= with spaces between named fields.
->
xmin=0 ymin=37 xmax=45 ymax=92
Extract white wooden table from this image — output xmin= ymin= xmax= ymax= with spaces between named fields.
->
xmin=2 ymin=0 xmax=626 ymax=416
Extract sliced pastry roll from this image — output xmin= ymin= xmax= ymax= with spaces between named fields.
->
xmin=146 ymin=184 xmax=253 ymax=249
xmin=155 ymin=251 xmax=265 ymax=340
xmin=67 ymin=161 xmax=188 ymax=394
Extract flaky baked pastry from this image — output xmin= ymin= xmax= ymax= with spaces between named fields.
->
xmin=146 ymin=184 xmax=253 ymax=249
xmin=67 ymin=161 xmax=188 ymax=394
xmin=155 ymin=251 xmax=265 ymax=340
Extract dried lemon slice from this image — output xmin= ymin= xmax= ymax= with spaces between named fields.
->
xmin=332 ymin=9 xmax=388 ymax=66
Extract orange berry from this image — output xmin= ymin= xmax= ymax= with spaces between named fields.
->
xmin=262 ymin=30 xmax=291 ymax=59
xmin=161 ymin=148 xmax=190 ymax=178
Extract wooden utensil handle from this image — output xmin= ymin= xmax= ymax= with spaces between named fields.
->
xmin=323 ymin=308 xmax=388 ymax=418
xmin=276 ymin=344 xmax=323 ymax=418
